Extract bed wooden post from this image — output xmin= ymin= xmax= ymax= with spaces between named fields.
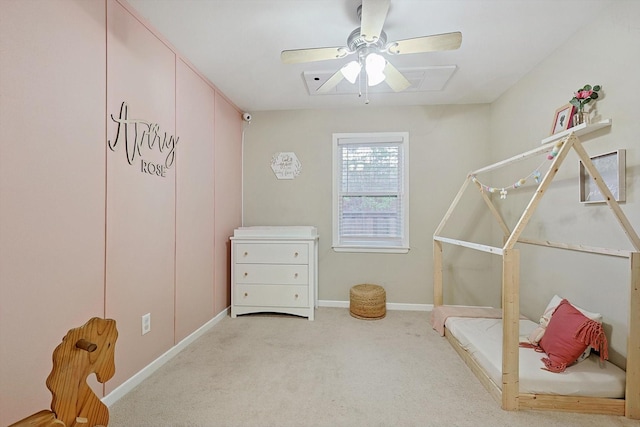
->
xmin=627 ymin=251 xmax=640 ymax=419
xmin=433 ymin=126 xmax=640 ymax=418
xmin=473 ymin=180 xmax=511 ymax=238
xmin=504 ymin=135 xmax=575 ymax=250
xmin=434 ymin=240 xmax=444 ymax=306
xmin=572 ymin=140 xmax=640 ymax=250
xmin=433 ymin=175 xmax=472 ymax=308
xmin=502 ymin=248 xmax=520 ymax=411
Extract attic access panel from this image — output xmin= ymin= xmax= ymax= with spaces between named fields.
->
xmin=303 ymin=65 xmax=457 ymax=95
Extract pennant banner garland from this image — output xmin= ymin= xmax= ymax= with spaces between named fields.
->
xmin=471 ymin=140 xmax=563 ymax=200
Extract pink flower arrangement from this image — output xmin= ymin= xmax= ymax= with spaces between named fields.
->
xmin=570 ymin=84 xmax=601 ymax=112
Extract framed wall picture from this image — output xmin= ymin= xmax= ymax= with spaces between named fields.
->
xmin=579 ymin=149 xmax=626 ymax=203
xmin=550 ymin=104 xmax=575 ymax=135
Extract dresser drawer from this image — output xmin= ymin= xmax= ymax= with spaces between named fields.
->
xmin=234 ymin=284 xmax=309 ymax=307
xmin=235 ymin=264 xmax=308 ymax=285
xmin=235 ymin=243 xmax=308 ymax=264
xmin=231 ymin=228 xmax=318 ymax=320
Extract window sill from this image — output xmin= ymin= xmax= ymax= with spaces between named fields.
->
xmin=332 ymin=246 xmax=409 ymax=254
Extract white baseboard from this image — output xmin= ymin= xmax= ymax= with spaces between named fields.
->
xmin=318 ymin=300 xmax=433 ymax=312
xmin=102 ymin=308 xmax=229 ymax=407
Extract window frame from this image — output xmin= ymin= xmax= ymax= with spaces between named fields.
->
xmin=332 ymin=132 xmax=410 ymax=253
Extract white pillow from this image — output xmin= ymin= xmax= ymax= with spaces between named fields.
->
xmin=526 ymin=305 xmax=554 ymax=345
xmin=544 ymin=295 xmax=602 ymax=322
xmin=542 ymin=295 xmax=602 ymax=363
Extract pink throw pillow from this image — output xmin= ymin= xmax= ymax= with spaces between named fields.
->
xmin=538 ymin=299 xmax=608 ymax=373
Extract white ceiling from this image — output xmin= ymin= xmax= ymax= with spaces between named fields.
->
xmin=127 ymin=0 xmax=613 ymax=113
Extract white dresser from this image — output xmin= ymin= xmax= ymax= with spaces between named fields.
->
xmin=231 ymin=226 xmax=319 ymax=320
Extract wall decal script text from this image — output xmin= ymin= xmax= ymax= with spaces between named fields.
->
xmin=107 ymin=102 xmax=178 ymax=176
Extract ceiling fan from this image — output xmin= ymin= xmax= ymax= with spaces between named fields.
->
xmin=281 ymin=0 xmax=462 ymax=95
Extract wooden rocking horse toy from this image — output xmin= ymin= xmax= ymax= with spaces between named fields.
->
xmin=10 ymin=317 xmax=118 ymax=427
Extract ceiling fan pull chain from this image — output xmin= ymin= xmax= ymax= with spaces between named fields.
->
xmin=358 ymin=57 xmax=363 ymax=99
xmin=365 ymin=73 xmax=370 ymax=104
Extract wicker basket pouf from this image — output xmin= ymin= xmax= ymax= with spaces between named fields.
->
xmin=349 ymin=284 xmax=386 ymax=320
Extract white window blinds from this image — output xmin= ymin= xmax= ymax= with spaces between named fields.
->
xmin=333 ymin=133 xmax=409 ymax=252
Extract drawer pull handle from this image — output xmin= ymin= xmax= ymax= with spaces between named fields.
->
xmin=294 ymin=252 xmax=299 ymax=257
xmin=294 ymin=294 xmax=299 ymax=299
xmin=243 ymin=252 xmax=248 ymax=257
xmin=244 ymin=292 xmax=248 ymax=297
xmin=294 ymin=273 xmax=298 ymax=278
xmin=243 ymin=272 xmax=248 ymax=277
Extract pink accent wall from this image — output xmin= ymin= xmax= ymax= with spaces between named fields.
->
xmin=175 ymin=59 xmax=216 ymax=342
xmin=214 ymin=93 xmax=244 ymax=314
xmin=0 ymin=0 xmax=242 ymax=424
xmin=105 ymin=0 xmax=177 ymax=392
xmin=0 ymin=0 xmax=107 ymax=422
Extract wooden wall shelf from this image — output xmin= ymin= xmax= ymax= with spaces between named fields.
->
xmin=541 ymin=119 xmax=612 ymax=145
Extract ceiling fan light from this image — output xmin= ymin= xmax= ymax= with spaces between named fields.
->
xmin=340 ymin=61 xmax=362 ymax=84
xmin=365 ymin=53 xmax=386 ymax=74
xmin=365 ymin=53 xmax=386 ymax=86
xmin=367 ymin=71 xmax=386 ymax=86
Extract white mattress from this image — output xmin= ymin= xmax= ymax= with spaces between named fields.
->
xmin=445 ymin=316 xmax=626 ymax=398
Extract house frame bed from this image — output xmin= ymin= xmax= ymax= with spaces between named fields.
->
xmin=433 ymin=124 xmax=640 ymax=419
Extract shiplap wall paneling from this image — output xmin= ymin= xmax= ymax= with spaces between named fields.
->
xmin=175 ymin=59 xmax=216 ymax=342
xmin=0 ymin=1 xmax=106 ymax=424
xmin=105 ymin=0 xmax=177 ymax=393
xmin=213 ymin=93 xmax=243 ymax=315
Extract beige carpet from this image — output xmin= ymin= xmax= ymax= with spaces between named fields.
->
xmin=108 ymin=308 xmax=639 ymax=427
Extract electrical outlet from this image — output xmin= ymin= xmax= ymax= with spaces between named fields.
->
xmin=141 ymin=313 xmax=151 ymax=335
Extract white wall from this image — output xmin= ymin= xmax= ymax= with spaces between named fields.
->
xmin=489 ymin=1 xmax=640 ymax=367
xmin=242 ymin=105 xmax=496 ymax=306
xmin=243 ymin=0 xmax=640 ymax=368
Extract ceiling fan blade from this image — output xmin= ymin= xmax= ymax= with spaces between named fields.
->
xmin=383 ymin=62 xmax=411 ymax=92
xmin=281 ymin=46 xmax=349 ymax=64
xmin=317 ymin=69 xmax=346 ymax=94
xmin=387 ymin=32 xmax=462 ymax=55
xmin=360 ymin=0 xmax=390 ymax=43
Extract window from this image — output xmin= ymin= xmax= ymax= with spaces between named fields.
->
xmin=332 ymin=132 xmax=409 ymax=253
